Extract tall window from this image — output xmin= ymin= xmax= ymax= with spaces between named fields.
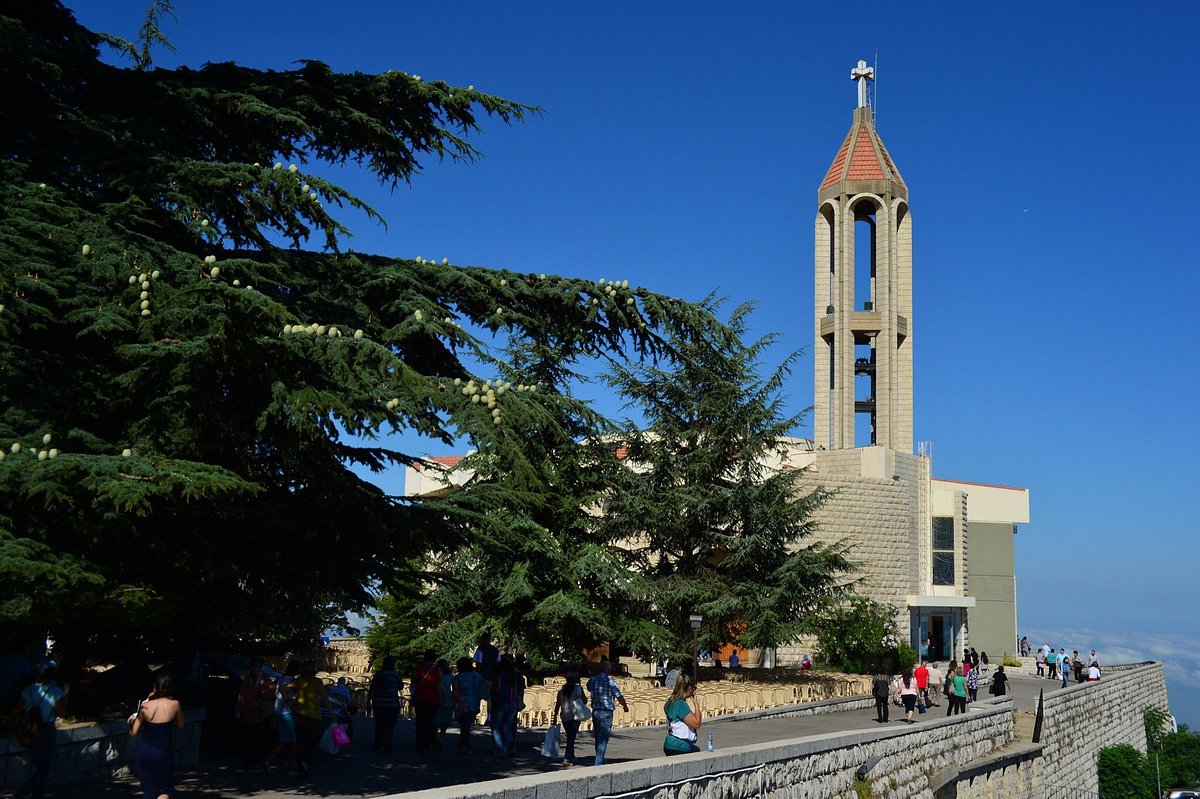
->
xmin=932 ymin=516 xmax=955 ymax=586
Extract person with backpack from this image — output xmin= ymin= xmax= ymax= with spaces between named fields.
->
xmin=13 ymin=659 xmax=66 ymax=799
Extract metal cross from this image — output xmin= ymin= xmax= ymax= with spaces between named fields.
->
xmin=851 ymin=59 xmax=874 ymax=108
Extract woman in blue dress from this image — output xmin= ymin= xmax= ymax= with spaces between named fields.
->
xmin=131 ymin=669 xmax=185 ymax=799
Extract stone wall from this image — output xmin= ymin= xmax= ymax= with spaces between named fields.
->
xmin=1034 ymin=661 xmax=1167 ymax=796
xmin=0 ymin=708 xmax=204 ymax=791
xmin=387 ymin=701 xmax=1015 ymax=799
xmin=784 ymin=471 xmax=915 ymax=658
xmin=384 ymin=666 xmax=1164 ymax=799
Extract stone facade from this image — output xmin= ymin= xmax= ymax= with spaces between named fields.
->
xmin=803 ymin=471 xmax=916 ymax=641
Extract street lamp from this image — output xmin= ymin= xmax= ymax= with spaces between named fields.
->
xmin=689 ymin=614 xmax=703 ymax=679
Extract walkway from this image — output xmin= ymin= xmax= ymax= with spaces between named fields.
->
xmin=49 ymin=673 xmax=1066 ymax=798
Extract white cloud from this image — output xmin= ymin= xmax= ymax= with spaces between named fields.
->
xmin=1023 ymin=625 xmax=1200 ymax=692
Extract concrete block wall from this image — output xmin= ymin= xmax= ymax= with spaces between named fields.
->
xmin=0 ymin=709 xmax=204 ymax=790
xmin=1036 ymin=662 xmax=1168 ymax=795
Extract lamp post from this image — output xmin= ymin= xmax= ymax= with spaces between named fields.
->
xmin=689 ymin=614 xmax=703 ymax=680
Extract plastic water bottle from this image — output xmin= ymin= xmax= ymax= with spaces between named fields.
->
xmin=706 ymin=730 xmax=714 ymax=752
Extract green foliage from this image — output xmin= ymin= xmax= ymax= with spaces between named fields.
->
xmin=1144 ymin=705 xmax=1171 ymax=751
xmin=1096 ymin=744 xmax=1153 ymax=798
xmin=599 ymin=302 xmax=854 ymax=662
xmin=1002 ymin=655 xmax=1022 ymax=667
xmin=1159 ymin=726 xmax=1200 ymax=788
xmin=364 ymin=593 xmax=423 ymax=668
xmin=896 ymin=642 xmax=918 ymax=672
xmin=1142 ymin=706 xmax=1200 ymax=790
xmin=0 ymin=3 xmax=736 ymax=665
xmin=812 ymin=597 xmax=900 ymax=674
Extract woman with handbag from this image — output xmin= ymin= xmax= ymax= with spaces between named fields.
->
xmin=662 ymin=674 xmax=702 ymax=755
xmin=552 ymin=670 xmax=588 ymax=766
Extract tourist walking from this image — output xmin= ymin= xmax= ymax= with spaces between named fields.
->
xmin=1059 ymin=650 xmax=1071 ymax=688
xmin=1035 ymin=648 xmax=1045 ymax=677
xmin=292 ymin=660 xmax=334 ymax=778
xmin=989 ymin=665 xmax=1009 ymax=697
xmin=367 ymin=656 xmax=403 ymax=753
xmin=474 ymin=632 xmax=500 ymax=720
xmin=489 ymin=655 xmax=520 ymax=756
xmin=586 ymin=659 xmax=629 ymax=766
xmin=13 ymin=659 xmax=66 ymax=799
xmin=978 ymin=652 xmax=990 ymax=678
xmin=267 ymin=659 xmax=300 ymax=775
xmin=662 ymin=674 xmax=702 ymax=755
xmin=131 ymin=669 xmax=185 ymax=799
xmin=411 ymin=650 xmax=447 ymax=754
xmin=927 ymin=662 xmax=943 ymax=706
xmin=552 ymin=670 xmax=588 ymax=765
xmin=435 ymin=658 xmax=455 ymax=744
xmin=897 ymin=668 xmax=919 ymax=723
xmin=914 ymin=660 xmax=930 ymax=707
xmin=947 ymin=666 xmax=968 ymax=716
xmin=966 ymin=661 xmax=980 ymax=702
xmin=871 ymin=670 xmax=890 ymax=723
xmin=451 ymin=657 xmax=484 ymax=755
xmin=1046 ymin=647 xmax=1058 ymax=680
xmin=235 ymin=658 xmax=274 ymax=770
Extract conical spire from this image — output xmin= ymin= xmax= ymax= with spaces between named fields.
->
xmin=819 ymin=61 xmax=906 ymax=200
xmin=819 ymin=107 xmax=906 ymax=197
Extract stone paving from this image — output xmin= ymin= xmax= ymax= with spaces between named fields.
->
xmin=47 ymin=673 xmax=1066 ymax=798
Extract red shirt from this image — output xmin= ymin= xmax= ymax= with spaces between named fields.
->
xmin=411 ymin=663 xmax=443 ymax=703
xmin=914 ymin=665 xmax=929 ymax=689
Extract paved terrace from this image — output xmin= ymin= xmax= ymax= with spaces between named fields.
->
xmin=52 ymin=672 xmax=1066 ymax=798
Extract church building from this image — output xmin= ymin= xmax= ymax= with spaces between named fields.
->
xmin=405 ymin=61 xmax=1031 ymax=665
xmin=775 ymin=61 xmax=1030 ymax=663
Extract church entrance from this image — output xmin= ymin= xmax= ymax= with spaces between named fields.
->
xmin=911 ymin=607 xmax=964 ymax=665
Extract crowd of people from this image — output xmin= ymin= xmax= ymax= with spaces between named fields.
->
xmin=871 ymin=649 xmax=1016 ymax=724
xmin=7 ymin=633 xmax=1111 ymax=796
xmin=1028 ymin=640 xmax=1103 ymax=686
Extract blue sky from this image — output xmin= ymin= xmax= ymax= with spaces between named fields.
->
xmin=74 ymin=1 xmax=1199 ymax=725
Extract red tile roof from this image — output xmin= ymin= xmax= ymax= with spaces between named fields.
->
xmin=820 ymin=110 xmax=905 ymax=191
xmin=413 ymin=455 xmax=466 ymax=472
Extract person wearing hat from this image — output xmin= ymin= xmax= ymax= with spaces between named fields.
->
xmin=13 ymin=659 xmax=66 ymax=799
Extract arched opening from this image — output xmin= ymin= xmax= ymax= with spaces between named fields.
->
xmin=853 ymin=203 xmax=876 ymax=312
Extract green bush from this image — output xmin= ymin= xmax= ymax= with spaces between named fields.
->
xmin=1097 ymin=744 xmax=1152 ymax=798
xmin=813 ymin=597 xmax=900 ymax=674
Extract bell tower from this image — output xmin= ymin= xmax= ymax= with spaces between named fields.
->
xmin=814 ymin=60 xmax=912 ymax=453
